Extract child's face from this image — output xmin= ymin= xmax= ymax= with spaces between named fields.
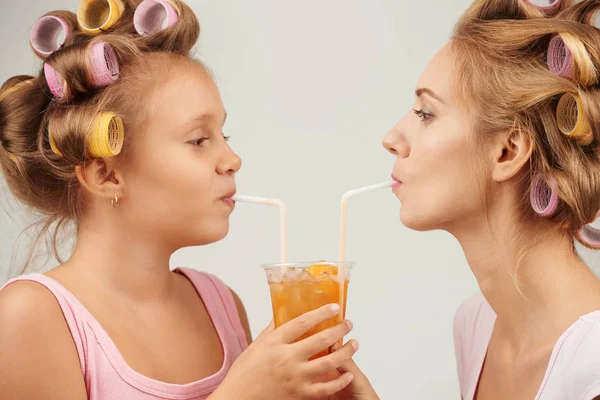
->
xmin=120 ymin=60 xmax=241 ymax=249
xmin=382 ymin=44 xmax=490 ymax=233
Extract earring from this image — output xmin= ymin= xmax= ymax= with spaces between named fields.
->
xmin=111 ymin=192 xmax=119 ymax=208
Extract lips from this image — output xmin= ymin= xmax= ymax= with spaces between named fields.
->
xmin=221 ymin=190 xmax=236 ymax=200
xmin=220 ymin=190 xmax=236 ymax=209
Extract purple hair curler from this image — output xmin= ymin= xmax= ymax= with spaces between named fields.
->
xmin=530 ymin=174 xmax=559 ymax=216
xmin=44 ymin=63 xmax=66 ymax=99
xmin=576 ymin=211 xmax=600 ymax=249
xmin=30 ymin=15 xmax=72 ymax=58
xmin=547 ymin=35 xmax=572 ymax=78
xmin=88 ymin=42 xmax=120 ymax=88
xmin=134 ymin=0 xmax=179 ymax=36
xmin=527 ymin=0 xmax=561 ymax=12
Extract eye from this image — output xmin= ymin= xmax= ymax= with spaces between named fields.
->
xmin=413 ymin=108 xmax=433 ymax=122
xmin=223 ymin=134 xmax=231 ymax=142
xmin=189 ymin=137 xmax=209 ymax=146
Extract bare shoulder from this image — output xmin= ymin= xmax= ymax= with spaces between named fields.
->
xmin=229 ymin=287 xmax=253 ymax=345
xmin=0 ymin=280 xmax=86 ymax=399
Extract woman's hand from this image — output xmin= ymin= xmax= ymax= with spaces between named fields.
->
xmin=327 ymin=343 xmax=380 ymax=400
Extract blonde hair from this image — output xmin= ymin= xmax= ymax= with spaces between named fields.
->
xmin=0 ymin=0 xmax=202 ymax=270
xmin=450 ymin=0 xmax=600 ymax=249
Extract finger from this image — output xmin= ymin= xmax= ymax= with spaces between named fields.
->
xmin=307 ymin=371 xmax=354 ymax=398
xmin=296 ymin=320 xmax=353 ymax=358
xmin=307 ymin=340 xmax=359 ymax=377
xmin=337 ymin=353 xmax=362 ymax=376
xmin=255 ymin=320 xmax=275 ymax=342
xmin=275 ymin=303 xmax=341 ymax=343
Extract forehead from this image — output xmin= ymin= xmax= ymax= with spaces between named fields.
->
xmin=148 ymin=60 xmax=224 ymax=125
xmin=415 ymin=43 xmax=456 ymax=104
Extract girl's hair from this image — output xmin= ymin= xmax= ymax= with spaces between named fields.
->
xmin=451 ymin=0 xmax=600 ymax=249
xmin=0 ymin=0 xmax=201 ymax=271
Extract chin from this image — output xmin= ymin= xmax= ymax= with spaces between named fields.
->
xmin=205 ymin=221 xmax=230 ymax=244
xmin=182 ymin=221 xmax=230 ymax=247
xmin=399 ymin=207 xmax=439 ymax=232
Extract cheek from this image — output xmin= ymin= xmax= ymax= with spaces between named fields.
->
xmin=401 ymin=129 xmax=483 ymax=228
xmin=124 ymin=147 xmax=215 ymax=219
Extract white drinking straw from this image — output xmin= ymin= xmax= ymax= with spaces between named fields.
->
xmin=337 ymin=180 xmax=395 ymax=314
xmin=232 ymin=195 xmax=288 ymax=264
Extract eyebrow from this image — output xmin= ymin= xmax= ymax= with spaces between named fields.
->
xmin=415 ymin=88 xmax=445 ymax=104
xmin=184 ymin=111 xmax=228 ymax=128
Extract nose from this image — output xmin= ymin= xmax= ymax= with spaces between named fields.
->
xmin=382 ymin=120 xmax=410 ymax=158
xmin=217 ymin=142 xmax=242 ymax=176
xmin=382 ymin=130 xmax=398 ymax=155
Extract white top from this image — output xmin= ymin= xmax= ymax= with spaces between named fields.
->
xmin=454 ymin=294 xmax=600 ymax=400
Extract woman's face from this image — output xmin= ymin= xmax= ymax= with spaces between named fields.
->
xmin=383 ymin=44 xmax=490 ymax=233
xmin=119 ymin=59 xmax=241 ymax=249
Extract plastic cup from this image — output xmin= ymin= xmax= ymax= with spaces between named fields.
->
xmin=262 ymin=261 xmax=354 ymax=359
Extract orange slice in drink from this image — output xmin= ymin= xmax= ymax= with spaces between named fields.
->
xmin=308 ymin=263 xmax=338 ymax=277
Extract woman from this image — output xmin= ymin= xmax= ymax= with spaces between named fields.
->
xmin=338 ymin=0 xmax=600 ymax=398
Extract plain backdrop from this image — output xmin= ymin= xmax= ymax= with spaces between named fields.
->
xmin=1 ymin=0 xmax=599 ymax=398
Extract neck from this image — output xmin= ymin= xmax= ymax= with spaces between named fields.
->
xmin=450 ymin=204 xmax=600 ymax=349
xmin=64 ymin=207 xmax=179 ymax=302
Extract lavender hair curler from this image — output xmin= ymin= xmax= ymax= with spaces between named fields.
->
xmin=30 ymin=15 xmax=72 ymax=58
xmin=88 ymin=41 xmax=120 ymax=87
xmin=530 ymin=174 xmax=559 ymax=216
xmin=547 ymin=35 xmax=572 ymax=78
xmin=44 ymin=63 xmax=67 ymax=99
xmin=134 ymin=0 xmax=179 ymax=36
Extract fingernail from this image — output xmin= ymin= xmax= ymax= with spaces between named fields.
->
xmin=347 ymin=373 xmax=354 ymax=383
xmin=352 ymin=340 xmax=360 ymax=351
xmin=330 ymin=304 xmax=341 ymax=313
xmin=346 ymin=320 xmax=353 ymax=330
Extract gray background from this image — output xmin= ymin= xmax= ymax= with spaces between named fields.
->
xmin=2 ymin=0 xmax=599 ymax=397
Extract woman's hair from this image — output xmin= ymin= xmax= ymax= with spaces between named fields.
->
xmin=451 ymin=0 xmax=600 ymax=249
xmin=0 ymin=0 xmax=201 ymax=270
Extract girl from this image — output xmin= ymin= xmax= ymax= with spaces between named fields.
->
xmin=336 ymin=0 xmax=600 ymax=399
xmin=0 ymin=0 xmax=358 ymax=398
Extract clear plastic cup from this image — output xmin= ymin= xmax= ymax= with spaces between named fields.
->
xmin=262 ymin=261 xmax=355 ymax=359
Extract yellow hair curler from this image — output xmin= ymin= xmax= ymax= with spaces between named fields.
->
xmin=49 ymin=112 xmax=123 ymax=158
xmin=87 ymin=112 xmax=124 ymax=157
xmin=556 ymin=93 xmax=593 ymax=146
xmin=49 ymin=132 xmax=64 ymax=157
xmin=77 ymin=0 xmax=125 ymax=35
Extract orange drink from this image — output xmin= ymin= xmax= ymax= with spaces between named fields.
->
xmin=262 ymin=261 xmax=354 ymax=359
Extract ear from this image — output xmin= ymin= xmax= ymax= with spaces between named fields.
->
xmin=76 ymin=158 xmax=126 ymax=203
xmin=491 ymin=128 xmax=533 ymax=183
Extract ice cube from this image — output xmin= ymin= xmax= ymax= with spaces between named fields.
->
xmin=299 ymin=269 xmax=317 ymax=283
xmin=282 ymin=268 xmax=302 ymax=283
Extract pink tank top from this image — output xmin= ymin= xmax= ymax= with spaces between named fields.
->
xmin=0 ymin=267 xmax=248 ymax=400
xmin=454 ymin=294 xmax=600 ymax=400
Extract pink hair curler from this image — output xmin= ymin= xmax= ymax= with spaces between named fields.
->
xmin=527 ymin=0 xmax=561 ymax=12
xmin=30 ymin=15 xmax=72 ymax=58
xmin=134 ymin=0 xmax=179 ymax=36
xmin=530 ymin=174 xmax=559 ymax=216
xmin=576 ymin=211 xmax=600 ymax=249
xmin=88 ymin=42 xmax=120 ymax=87
xmin=547 ymin=35 xmax=572 ymax=78
xmin=44 ymin=63 xmax=66 ymax=99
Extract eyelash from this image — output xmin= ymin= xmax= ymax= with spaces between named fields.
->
xmin=413 ymin=108 xmax=433 ymax=122
xmin=189 ymin=135 xmax=231 ymax=146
